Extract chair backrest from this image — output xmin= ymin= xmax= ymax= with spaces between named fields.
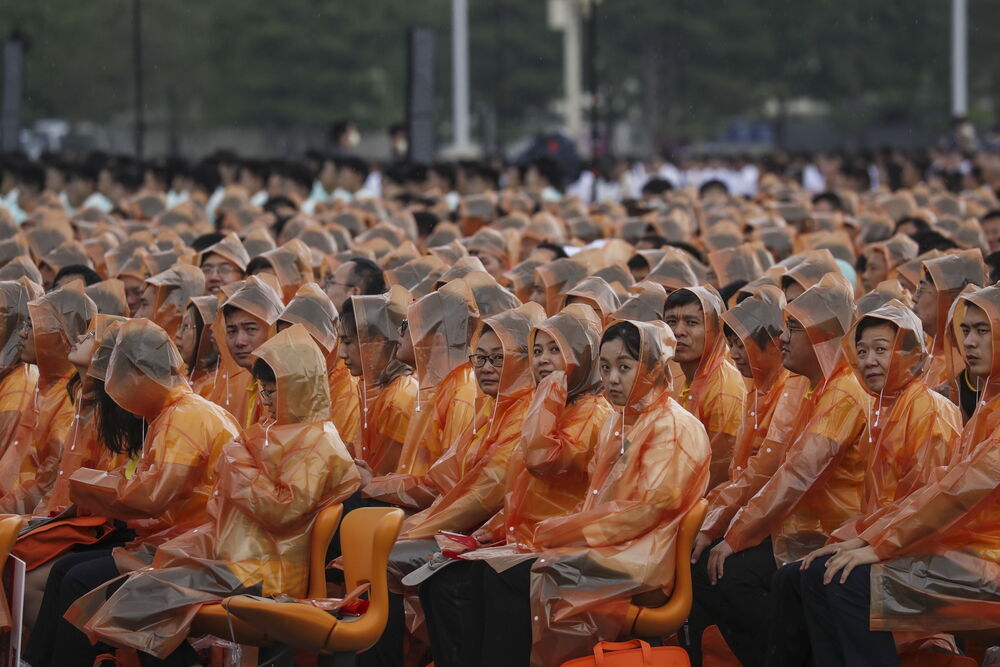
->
xmin=306 ymin=503 xmax=344 ymax=599
xmin=629 ymin=498 xmax=708 ymax=638
xmin=330 ymin=507 xmax=404 ymax=653
xmin=0 ymin=515 xmax=24 ymax=575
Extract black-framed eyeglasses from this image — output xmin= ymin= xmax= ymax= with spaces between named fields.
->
xmin=469 ymin=353 xmax=504 ymax=369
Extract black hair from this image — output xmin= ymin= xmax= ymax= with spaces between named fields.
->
xmin=600 ymin=321 xmax=641 ymax=360
xmin=855 ymin=316 xmax=898 ymax=344
xmin=16 ymin=162 xmax=45 ymax=193
xmin=722 ymin=323 xmax=738 ymax=341
xmin=53 ymin=264 xmax=102 ymax=287
xmin=640 ymin=178 xmax=674 ymax=197
xmin=413 ymin=211 xmax=440 ymax=239
xmin=95 ymin=379 xmax=145 ymax=458
xmin=664 ymin=288 xmax=700 ymax=312
xmin=191 ymin=160 xmax=221 ymax=193
xmin=639 ymin=234 xmax=670 ymax=249
xmin=698 ymin=179 xmax=728 ymax=198
xmin=251 ymin=358 xmax=276 ymax=384
xmin=527 ymin=156 xmax=564 ymax=192
xmin=912 ymin=230 xmax=959 ymax=254
xmin=983 ymin=209 xmax=1000 ymax=225
xmin=431 ymin=162 xmax=457 ymax=191
xmin=345 ymin=256 xmax=387 ymax=295
xmin=246 ymin=256 xmax=275 ymax=276
xmin=328 ymin=119 xmax=355 ymax=145
xmin=338 ymin=298 xmax=357 ymax=334
xmin=271 ymin=214 xmax=293 ymax=240
xmin=665 ymin=241 xmax=706 ymax=264
xmin=478 ymin=323 xmax=495 ymax=341
xmin=536 ymin=242 xmax=568 ymax=259
xmin=192 ymin=232 xmax=225 ymax=253
xmin=718 ymin=280 xmax=749 ymax=305
xmin=627 ymin=255 xmax=650 ymax=271
xmin=811 ymin=191 xmax=843 ymax=211
xmin=338 ymin=156 xmax=370 ymax=179
xmin=263 ymin=195 xmax=299 ymax=216
xmin=985 ymin=251 xmax=1000 ymax=284
xmin=894 ymin=216 xmax=931 ymax=236
xmin=282 ymin=162 xmax=314 ymax=192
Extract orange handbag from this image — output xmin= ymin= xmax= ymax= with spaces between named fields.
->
xmin=561 ymin=640 xmax=691 ymax=667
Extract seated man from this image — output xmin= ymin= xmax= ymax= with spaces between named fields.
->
xmin=199 ymin=232 xmax=249 ymax=296
xmin=324 ymin=255 xmax=387 ymax=310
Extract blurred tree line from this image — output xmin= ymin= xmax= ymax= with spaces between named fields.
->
xmin=0 ymin=0 xmax=996 ymax=154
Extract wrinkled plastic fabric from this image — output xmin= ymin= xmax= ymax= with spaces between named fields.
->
xmin=781 ymin=248 xmax=839 ymax=293
xmin=506 ymin=259 xmax=545 ymax=302
xmin=645 ymin=249 xmax=699 ymax=291
xmin=708 ymin=244 xmax=765 ymax=287
xmin=461 ymin=270 xmax=522 ymax=317
xmin=535 ymin=258 xmax=589 ymax=316
xmin=147 ymin=264 xmax=206 ymax=338
xmin=669 ymin=286 xmax=746 ymax=488
xmin=186 ymin=295 xmax=220 ymax=396
xmin=466 ymin=228 xmax=513 ymax=267
xmin=399 ymin=302 xmax=545 ymax=539
xmin=259 ymin=243 xmax=314 ymax=302
xmin=350 ymin=286 xmax=418 ymax=475
xmin=86 ymin=279 xmax=130 ymax=317
xmin=200 ymin=231 xmax=250 ymax=271
xmin=365 ymin=281 xmax=479 ymax=509
xmin=69 ymin=319 xmax=241 ymax=546
xmin=527 ymin=319 xmax=710 ymax=667
xmin=855 ymin=279 xmax=913 ymax=317
xmin=0 ymin=280 xmax=38 ymax=458
xmin=724 ymin=275 xmax=871 ymax=563
xmin=0 ymin=255 xmax=44 ymax=285
xmin=385 ymin=255 xmax=447 ymax=298
xmin=66 ymin=326 xmax=360 ymax=658
xmin=562 ymin=276 xmax=621 ymax=325
xmin=612 ymin=281 xmax=669 ymax=323
xmin=869 ymin=234 xmax=920 ymax=277
xmin=206 ymin=277 xmax=283 ymax=428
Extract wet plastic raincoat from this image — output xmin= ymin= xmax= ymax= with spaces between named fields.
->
xmin=349 ymin=286 xmax=418 ymax=475
xmin=528 ymin=319 xmax=710 ymax=666
xmin=0 ymin=281 xmax=96 ymax=503
xmin=723 ymin=274 xmax=872 ymax=563
xmin=259 ymin=243 xmax=314 ymax=302
xmin=535 ymin=258 xmax=589 ymax=316
xmin=562 ymin=276 xmax=621 ymax=325
xmin=277 ymin=282 xmax=361 ymax=446
xmin=612 ymin=282 xmax=669 ymax=323
xmin=668 ymin=287 xmax=746 ymax=488
xmin=185 ymin=295 xmax=220 ymax=398
xmin=645 ymin=249 xmax=699 ymax=291
xmin=146 ymin=264 xmax=206 ymax=338
xmin=86 ymin=279 xmax=130 ymax=317
xmin=364 ymin=280 xmax=480 ymax=509
xmin=780 ymin=249 xmax=839 ymax=294
xmin=399 ymin=302 xmax=544 ymax=539
xmin=199 ymin=231 xmax=250 ymax=272
xmin=68 ymin=319 xmax=241 ymax=547
xmin=0 ymin=280 xmax=39 ymax=461
xmin=700 ymin=286 xmax=808 ymax=541
xmin=206 ymin=277 xmax=283 ymax=429
xmin=66 ymin=325 xmax=360 ymax=658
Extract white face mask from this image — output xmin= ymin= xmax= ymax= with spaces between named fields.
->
xmin=394 ymin=138 xmax=408 ymax=155
xmin=347 ymin=130 xmax=361 ymax=148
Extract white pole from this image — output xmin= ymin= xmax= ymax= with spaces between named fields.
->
xmin=564 ymin=1 xmax=583 ymax=140
xmin=951 ymin=0 xmax=967 ymax=116
xmin=452 ymin=0 xmax=471 ymax=151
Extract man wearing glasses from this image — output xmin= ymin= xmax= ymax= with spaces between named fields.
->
xmin=199 ymin=232 xmax=250 ymax=296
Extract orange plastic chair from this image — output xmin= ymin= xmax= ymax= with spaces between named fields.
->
xmin=220 ymin=506 xmax=405 ymax=655
xmin=188 ymin=502 xmax=345 ymax=644
xmin=621 ymin=499 xmax=708 ymax=639
xmin=0 ymin=514 xmax=25 ymax=575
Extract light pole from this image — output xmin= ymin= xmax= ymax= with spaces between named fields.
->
xmin=132 ymin=0 xmax=145 ymax=159
xmin=950 ymin=0 xmax=967 ymax=118
xmin=452 ymin=0 xmax=471 ymax=153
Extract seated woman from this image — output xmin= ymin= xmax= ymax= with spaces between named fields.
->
xmin=0 ymin=278 xmax=41 ymax=459
xmin=174 ymin=295 xmax=220 ymax=398
xmin=528 ymin=320 xmax=710 ymax=666
xmin=23 ymin=319 xmax=241 ymax=667
xmin=418 ymin=303 xmax=614 ymax=667
xmin=63 ymin=324 xmax=361 ymax=665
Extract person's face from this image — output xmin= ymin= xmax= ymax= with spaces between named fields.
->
xmin=862 ymin=250 xmax=888 ymax=292
xmin=175 ymin=307 xmax=199 ymax=368
xmin=629 ymin=263 xmax=650 ymax=282
xmin=913 ymin=276 xmax=937 ymax=336
xmin=121 ymin=276 xmax=144 ymax=315
xmin=531 ymin=330 xmax=566 ymax=383
xmin=39 ymin=264 xmax=56 ymax=292
xmin=318 ymin=161 xmax=338 ymax=192
xmin=395 ymin=321 xmax=415 ymax=367
xmin=726 ymin=333 xmax=752 ymax=379
xmin=19 ymin=320 xmax=35 ymax=364
xmin=983 ymin=218 xmax=1000 ymax=254
xmin=201 ymin=253 xmax=242 ymax=295
xmin=225 ymin=309 xmax=269 ymax=369
xmin=471 ymin=331 xmax=503 ymax=397
xmin=599 ymin=338 xmax=638 ymax=407
xmin=337 ymin=322 xmax=363 ymax=377
xmin=783 ymin=280 xmax=806 ymax=302
xmin=259 ymin=379 xmax=278 ymax=421
xmin=961 ymin=303 xmax=993 ymax=379
xmin=665 ymin=302 xmax=706 ymax=366
xmin=136 ymin=285 xmax=156 ymax=319
xmin=238 ymin=167 xmax=263 ymax=194
xmin=324 ymin=262 xmax=359 ymax=310
xmin=780 ymin=315 xmax=819 ymax=379
xmin=67 ymin=330 xmax=98 ymax=371
xmin=528 ymin=284 xmax=547 ymax=310
xmin=471 ymin=251 xmax=506 ymax=282
xmin=855 ymin=323 xmax=896 ymax=393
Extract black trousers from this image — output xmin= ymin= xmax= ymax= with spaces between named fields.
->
xmin=800 ymin=555 xmax=899 ymax=667
xmin=24 ymin=550 xmax=122 ymax=667
xmin=356 ymin=591 xmax=406 ymax=667
xmin=685 ymin=538 xmax=776 ymax=667
xmin=419 ymin=559 xmax=535 ymax=667
xmin=765 ymin=561 xmax=814 ymax=667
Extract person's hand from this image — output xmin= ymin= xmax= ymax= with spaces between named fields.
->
xmin=471 ymin=527 xmax=495 ymax=545
xmin=354 ymin=459 xmax=373 ymax=488
xmin=824 ymin=545 xmax=879 ymax=585
xmin=801 ymin=537 xmax=865 ymax=570
xmin=707 ymin=540 xmax=734 ymax=585
xmin=691 ymin=533 xmax=712 ymax=564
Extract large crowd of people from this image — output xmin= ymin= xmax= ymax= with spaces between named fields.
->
xmin=0 ymin=138 xmax=999 ymax=667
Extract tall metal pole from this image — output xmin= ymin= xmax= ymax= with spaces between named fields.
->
xmin=132 ymin=0 xmax=145 ymax=159
xmin=1 ymin=35 xmax=24 ymax=152
xmin=587 ymin=1 xmax=599 ymax=158
xmin=452 ymin=0 xmax=471 ymax=152
xmin=951 ymin=0 xmax=967 ymax=117
xmin=563 ymin=2 xmax=583 ymax=141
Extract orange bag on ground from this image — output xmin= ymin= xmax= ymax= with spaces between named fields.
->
xmin=561 ymin=640 xmax=691 ymax=667
xmin=12 ymin=515 xmax=116 ymax=570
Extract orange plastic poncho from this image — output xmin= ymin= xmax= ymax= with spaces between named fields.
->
xmin=68 ymin=319 xmax=241 ymax=547
xmin=723 ymin=274 xmax=871 ymax=563
xmin=399 ymin=302 xmax=545 ymax=539
xmin=475 ymin=303 xmax=613 ymax=553
xmin=205 ymin=276 xmax=284 ymax=429
xmin=826 ymin=301 xmax=961 ymax=544
xmin=349 ymin=286 xmax=418 ymax=475
xmin=779 ymin=248 xmax=839 ymax=294
xmin=86 ymin=279 xmax=130 ymax=317
xmin=0 ymin=279 xmax=40 ymax=460
xmin=528 ymin=319 xmax=710 ymax=667
xmin=259 ymin=242 xmax=314 ymax=302
xmin=0 ymin=281 xmax=95 ymax=500
xmin=535 ymin=258 xmax=588 ymax=316
xmin=561 ymin=276 xmax=621 ymax=325
xmin=199 ymin=231 xmax=250 ymax=272
xmin=146 ymin=263 xmax=206 ymax=338
xmin=700 ymin=286 xmax=808 ymax=541
xmin=66 ymin=325 xmax=360 ymax=659
xmin=364 ymin=280 xmax=480 ymax=509
xmin=919 ymin=250 xmax=986 ymax=397
xmin=668 ymin=286 xmax=746 ymax=488
xmin=645 ymin=248 xmax=699 ymax=291
xmin=277 ymin=282 xmax=361 ymax=446
xmin=708 ymin=243 xmax=766 ymax=287
xmin=186 ymin=295 xmax=220 ymax=397
xmin=612 ymin=281 xmax=669 ymax=323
